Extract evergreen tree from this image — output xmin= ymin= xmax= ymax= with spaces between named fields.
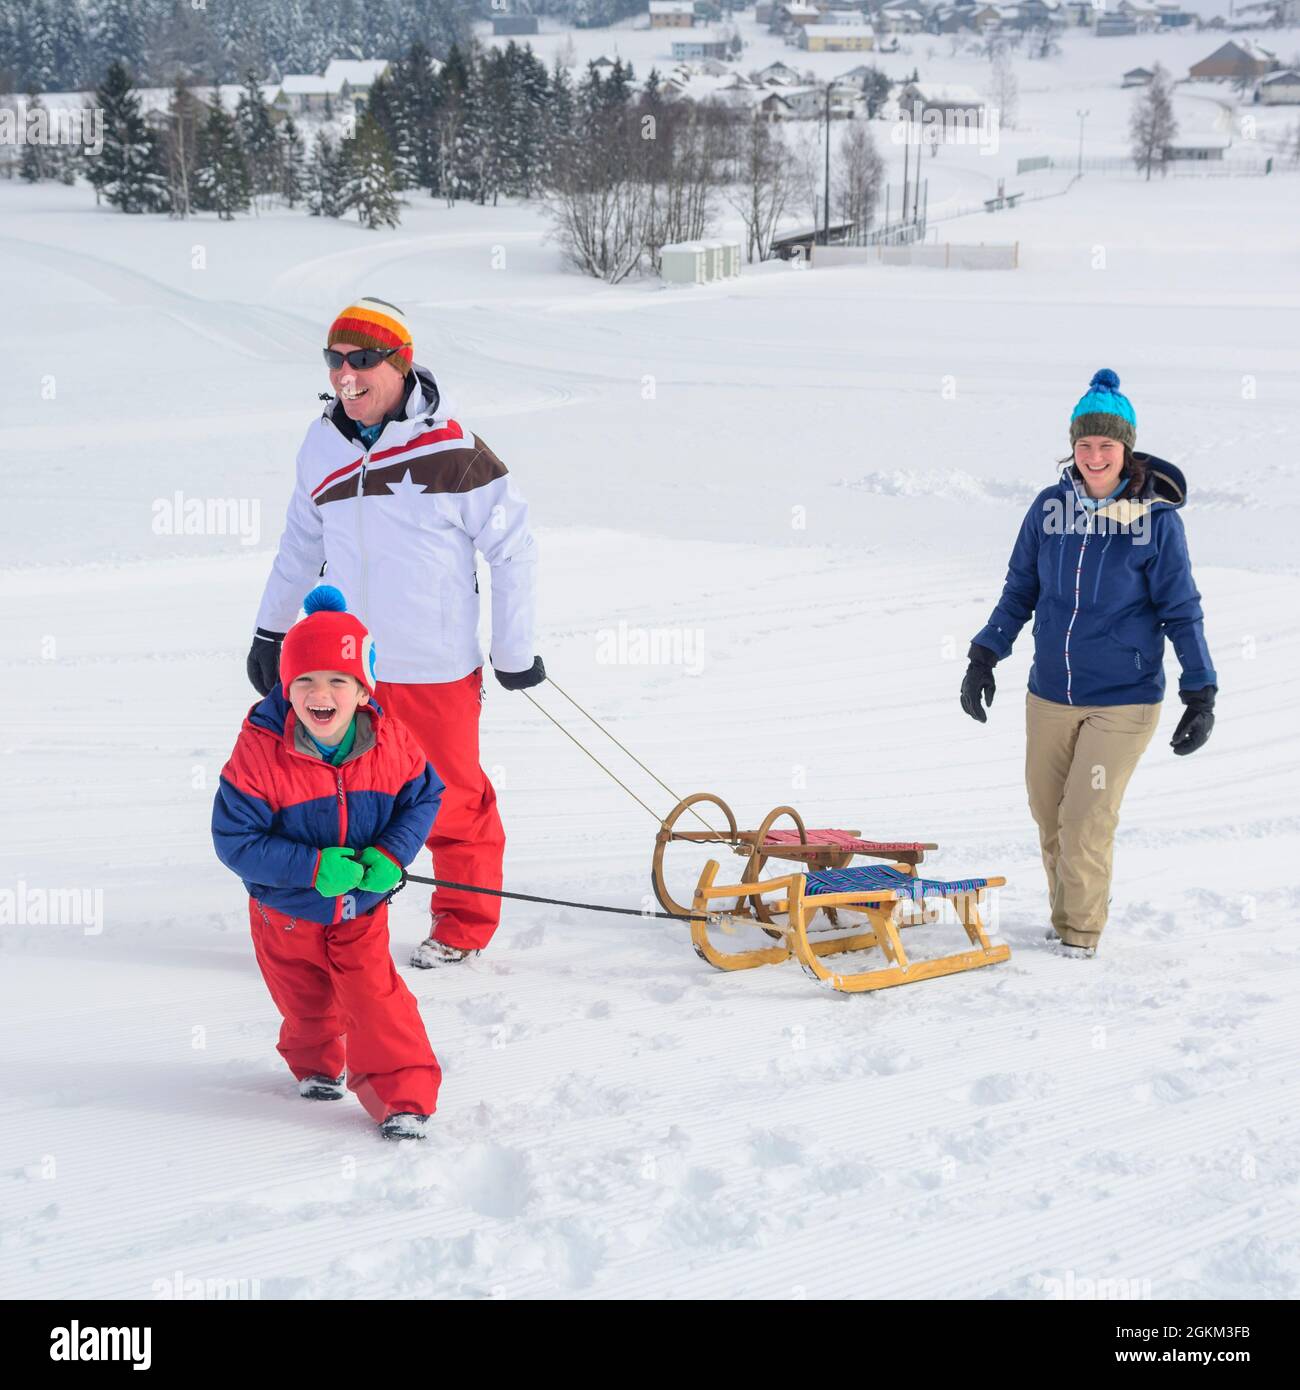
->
xmin=194 ymin=98 xmax=251 ymax=219
xmin=87 ymin=62 xmax=169 ymax=213
xmin=20 ymin=92 xmax=52 ymax=183
xmin=162 ymin=79 xmax=205 ymax=218
xmin=434 ymin=41 xmax=475 ymax=206
xmin=20 ymin=1 xmax=57 ymax=94
xmin=308 ymin=130 xmax=346 ymax=216
xmin=279 ymin=115 xmax=306 ymax=206
xmin=94 ymin=0 xmax=147 ymax=77
xmin=341 ymin=110 xmax=400 ymax=228
xmin=235 ymin=71 xmax=280 ymax=203
xmin=605 ymin=58 xmax=634 ymax=108
xmin=50 ymin=3 xmax=88 ymax=91
xmin=366 ymin=71 xmax=416 ymax=191
xmin=335 ymin=0 xmax=365 ymax=60
xmin=399 ymin=41 xmax=441 ymax=195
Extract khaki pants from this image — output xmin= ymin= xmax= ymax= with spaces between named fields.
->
xmin=1025 ymin=692 xmax=1160 ymax=948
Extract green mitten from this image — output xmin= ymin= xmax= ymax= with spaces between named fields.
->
xmin=357 ymin=846 xmax=403 ymax=893
xmin=313 ymin=846 xmax=364 ymax=897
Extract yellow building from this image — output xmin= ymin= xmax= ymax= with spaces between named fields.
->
xmin=798 ymin=24 xmax=876 ymax=51
xmin=650 ymin=1 xmax=696 ymax=26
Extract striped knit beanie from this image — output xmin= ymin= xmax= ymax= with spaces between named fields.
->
xmin=1070 ymin=368 xmax=1136 ymax=449
xmin=326 ymin=297 xmax=414 ymax=376
xmin=280 ymin=586 xmax=378 ymax=696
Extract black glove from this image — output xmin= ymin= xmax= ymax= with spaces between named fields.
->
xmin=494 ymin=655 xmax=546 ymax=692
xmin=960 ymin=643 xmax=998 ymax=723
xmin=246 ymin=628 xmax=285 ymax=696
xmin=1171 ymin=684 xmax=1215 ymax=757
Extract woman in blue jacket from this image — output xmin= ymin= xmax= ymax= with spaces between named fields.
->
xmin=960 ymin=370 xmax=1217 ymax=958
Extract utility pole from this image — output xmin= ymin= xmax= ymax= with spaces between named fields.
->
xmin=824 ymin=83 xmax=831 ymax=246
xmin=906 ymin=123 xmax=917 ymax=237
xmin=1076 ymin=108 xmax=1089 ymax=176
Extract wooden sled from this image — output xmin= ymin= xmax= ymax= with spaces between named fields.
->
xmin=651 ymin=791 xmax=939 ymax=924
xmin=687 ymin=859 xmax=1010 ymax=994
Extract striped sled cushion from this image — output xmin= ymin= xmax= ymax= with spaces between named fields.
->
xmin=803 ymin=865 xmax=988 ymax=902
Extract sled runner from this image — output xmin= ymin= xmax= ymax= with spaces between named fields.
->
xmin=688 ymin=858 xmax=1010 ymax=994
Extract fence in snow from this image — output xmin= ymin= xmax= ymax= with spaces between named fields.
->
xmin=1017 ymin=154 xmax=1291 ymax=177
xmin=814 ymin=242 xmax=1019 ymax=270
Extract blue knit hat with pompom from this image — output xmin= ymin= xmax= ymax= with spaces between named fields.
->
xmin=1070 ymin=368 xmax=1136 ymax=449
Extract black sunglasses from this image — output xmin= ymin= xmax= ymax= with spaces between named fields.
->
xmin=323 ymin=346 xmax=406 ymax=370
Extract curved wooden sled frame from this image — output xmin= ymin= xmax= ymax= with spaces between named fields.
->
xmin=651 ymin=791 xmax=938 ymax=928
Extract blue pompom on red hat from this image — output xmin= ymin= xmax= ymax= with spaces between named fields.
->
xmin=280 ymin=585 xmax=378 ymax=695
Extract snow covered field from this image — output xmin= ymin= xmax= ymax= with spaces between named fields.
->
xmin=3 ymin=37 xmax=1300 ymax=1297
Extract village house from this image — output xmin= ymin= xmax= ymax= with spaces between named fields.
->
xmin=1154 ymin=2 xmax=1194 ymax=26
xmin=672 ymin=29 xmax=732 ymax=60
xmin=896 ymin=79 xmax=987 ymax=120
xmin=649 ymin=1 xmax=696 ymax=28
xmin=492 ymin=15 xmax=539 ymax=35
xmin=776 ymin=1 xmax=824 ymax=30
xmin=1115 ymin=0 xmax=1163 ymax=28
xmin=1189 ymin=40 xmax=1278 ymax=82
xmin=876 ymin=4 xmax=927 ymax=34
xmin=798 ymin=23 xmax=877 ymax=50
xmin=272 ymin=60 xmax=390 ymax=117
xmin=1254 ymin=68 xmax=1300 ymax=104
xmin=754 ymin=59 xmax=805 ymax=86
xmin=1096 ymin=12 xmax=1139 ymax=36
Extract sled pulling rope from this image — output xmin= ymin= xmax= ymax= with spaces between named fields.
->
xmin=396 ymin=871 xmax=715 ymax=925
xmin=402 ymin=677 xmax=1010 ymax=994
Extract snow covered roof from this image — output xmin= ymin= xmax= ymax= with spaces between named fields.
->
xmin=807 ymin=24 xmax=877 ymax=36
xmin=1259 ymin=68 xmax=1300 ymax=83
xmin=905 ymin=82 xmax=985 ymax=104
xmin=3 ymin=83 xmax=282 ymax=116
xmin=322 ymin=60 xmax=390 ymax=88
xmin=278 ymin=74 xmax=344 ymax=96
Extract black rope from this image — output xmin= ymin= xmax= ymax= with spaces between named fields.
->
xmin=394 ymin=871 xmax=712 ymax=924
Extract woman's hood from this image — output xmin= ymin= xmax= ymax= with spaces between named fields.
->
xmin=1058 ymin=452 xmax=1189 ymax=526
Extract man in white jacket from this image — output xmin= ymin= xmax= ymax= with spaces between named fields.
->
xmin=246 ymin=298 xmax=542 ymax=966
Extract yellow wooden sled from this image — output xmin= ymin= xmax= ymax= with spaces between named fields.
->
xmin=689 ymin=858 xmax=1010 ymax=994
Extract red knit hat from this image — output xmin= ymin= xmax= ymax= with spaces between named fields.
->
xmin=326 ymin=296 xmax=414 ymax=376
xmin=279 ymin=586 xmax=378 ymax=696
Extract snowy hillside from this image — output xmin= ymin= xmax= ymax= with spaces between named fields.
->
xmin=2 ymin=32 xmax=1299 ymax=1299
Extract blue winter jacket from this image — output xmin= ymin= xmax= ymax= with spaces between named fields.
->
xmin=212 ymin=686 xmax=443 ymax=925
xmin=973 ymin=456 xmax=1216 ymax=707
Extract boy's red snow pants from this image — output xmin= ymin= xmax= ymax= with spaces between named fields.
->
xmin=373 ymin=668 xmax=506 ymax=952
xmin=249 ymin=898 xmax=440 ymax=1122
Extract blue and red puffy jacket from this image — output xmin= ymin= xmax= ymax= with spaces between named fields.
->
xmin=212 ymin=686 xmax=442 ymax=924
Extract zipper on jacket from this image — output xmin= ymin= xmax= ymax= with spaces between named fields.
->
xmin=356 ymin=453 xmax=370 ymax=625
xmin=1091 ymin=533 xmax=1115 ymax=605
xmin=1062 ymin=517 xmax=1092 ymax=706
xmin=334 ymin=767 xmax=349 ymax=926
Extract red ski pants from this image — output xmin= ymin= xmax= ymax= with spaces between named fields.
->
xmin=249 ymin=898 xmax=441 ymax=1122
xmin=374 ymin=668 xmax=506 ymax=952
